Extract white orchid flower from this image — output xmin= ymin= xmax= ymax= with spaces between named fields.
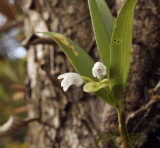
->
xmin=92 ymin=62 xmax=106 ymax=79
xmin=58 ymin=72 xmax=83 ymax=91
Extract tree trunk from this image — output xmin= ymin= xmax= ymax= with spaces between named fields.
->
xmin=22 ymin=0 xmax=160 ymax=148
xmin=102 ymin=0 xmax=160 ymax=148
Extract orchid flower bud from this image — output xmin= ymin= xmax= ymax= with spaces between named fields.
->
xmin=58 ymin=73 xmax=83 ymax=91
xmin=92 ymin=62 xmax=106 ymax=79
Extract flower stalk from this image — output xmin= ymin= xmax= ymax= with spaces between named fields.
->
xmin=117 ymin=105 xmax=133 ymax=148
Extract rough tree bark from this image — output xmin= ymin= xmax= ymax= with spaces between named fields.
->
xmin=21 ymin=0 xmax=160 ymax=148
xmin=102 ymin=0 xmax=160 ymax=148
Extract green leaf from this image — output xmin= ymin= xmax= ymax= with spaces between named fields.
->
xmin=83 ymin=82 xmax=100 ymax=93
xmin=41 ymin=32 xmax=116 ymax=106
xmin=88 ymin=0 xmax=114 ymax=75
xmin=109 ymin=0 xmax=137 ymax=99
xmin=42 ymin=32 xmax=95 ymax=79
xmin=95 ymin=0 xmax=115 ymax=41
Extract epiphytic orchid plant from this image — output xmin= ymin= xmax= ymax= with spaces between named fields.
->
xmin=41 ymin=0 xmax=137 ymax=147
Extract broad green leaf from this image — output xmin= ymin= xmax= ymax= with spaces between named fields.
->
xmin=95 ymin=0 xmax=114 ymax=41
xmin=42 ymin=32 xmax=116 ymax=106
xmin=42 ymin=32 xmax=95 ymax=79
xmin=88 ymin=0 xmax=114 ymax=75
xmin=109 ymin=0 xmax=137 ymax=99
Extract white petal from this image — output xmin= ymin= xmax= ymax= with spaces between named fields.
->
xmin=63 ymin=84 xmax=70 ymax=91
xmin=97 ymin=75 xmax=100 ymax=79
xmin=74 ymin=78 xmax=83 ymax=87
xmin=92 ymin=62 xmax=107 ymax=79
xmin=61 ymin=78 xmax=68 ymax=87
xmin=92 ymin=68 xmax=96 ymax=77
xmin=61 ymin=79 xmax=71 ymax=91
xmin=58 ymin=72 xmax=84 ymax=91
xmin=58 ymin=73 xmax=69 ymax=79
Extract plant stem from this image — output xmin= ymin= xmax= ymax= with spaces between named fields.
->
xmin=117 ymin=107 xmax=133 ymax=148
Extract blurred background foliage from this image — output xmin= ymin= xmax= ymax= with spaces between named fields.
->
xmin=0 ymin=0 xmax=27 ymax=147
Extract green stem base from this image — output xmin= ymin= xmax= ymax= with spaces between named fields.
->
xmin=117 ymin=109 xmax=133 ymax=148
